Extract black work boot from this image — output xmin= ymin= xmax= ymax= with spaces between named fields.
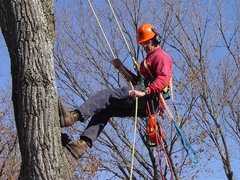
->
xmin=65 ymin=140 xmax=90 ymax=159
xmin=58 ymin=98 xmax=83 ymax=127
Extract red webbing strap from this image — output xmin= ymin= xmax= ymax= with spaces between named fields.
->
xmin=147 ymin=98 xmax=174 ymax=179
xmin=146 ymin=100 xmax=152 ymax=116
xmin=156 ymin=145 xmax=165 ymax=180
xmin=155 ymin=123 xmax=166 ymax=180
xmin=156 ymin=123 xmax=174 ymax=180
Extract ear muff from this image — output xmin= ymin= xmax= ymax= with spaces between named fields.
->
xmin=151 ymin=27 xmax=161 ymax=45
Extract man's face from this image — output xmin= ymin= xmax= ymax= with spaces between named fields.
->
xmin=140 ymin=40 xmax=155 ymax=54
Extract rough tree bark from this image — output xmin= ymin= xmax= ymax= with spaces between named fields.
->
xmin=0 ymin=0 xmax=71 ymax=179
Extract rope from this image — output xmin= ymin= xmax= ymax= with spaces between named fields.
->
xmin=146 ymin=101 xmax=174 ymax=179
xmin=87 ymin=0 xmax=115 ymax=58
xmin=106 ymin=0 xmax=146 ymax=92
xmin=104 ymin=1 xmax=140 ymax=178
xmin=87 ymin=1 xmax=140 ymax=178
xmin=130 ymin=97 xmax=138 ymax=180
xmin=159 ymin=94 xmax=199 ymax=164
xmin=87 ymin=0 xmax=134 ymax=88
xmin=106 ymin=0 xmax=140 ymax=74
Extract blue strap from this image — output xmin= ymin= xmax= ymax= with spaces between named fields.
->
xmin=172 ymin=121 xmax=199 ymax=164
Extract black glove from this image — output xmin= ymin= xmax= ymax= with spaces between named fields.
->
xmin=112 ymin=58 xmax=123 ymax=70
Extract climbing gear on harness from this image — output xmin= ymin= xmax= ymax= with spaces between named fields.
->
xmin=143 ymin=54 xmax=197 ymax=177
xmin=58 ymin=98 xmax=83 ymax=127
xmin=143 ymin=58 xmax=171 ymax=118
xmin=145 ymin=95 xmax=174 ymax=180
xmin=146 ymin=113 xmax=159 ymax=144
xmin=162 ymin=88 xmax=170 ymax=100
xmin=145 ymin=96 xmax=158 ymax=145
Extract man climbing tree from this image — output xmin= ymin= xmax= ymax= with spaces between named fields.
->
xmin=59 ymin=23 xmax=173 ymax=160
xmin=0 ymin=0 xmax=71 ymax=179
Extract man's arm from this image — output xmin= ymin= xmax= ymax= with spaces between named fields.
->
xmin=112 ymin=58 xmax=139 ymax=85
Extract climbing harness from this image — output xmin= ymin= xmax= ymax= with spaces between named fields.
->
xmin=146 ymin=99 xmax=174 ymax=180
xmin=144 ymin=57 xmax=198 ymax=164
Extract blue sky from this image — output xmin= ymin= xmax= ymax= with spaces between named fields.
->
xmin=0 ymin=33 xmax=11 ymax=89
xmin=0 ymin=1 xmax=239 ymax=179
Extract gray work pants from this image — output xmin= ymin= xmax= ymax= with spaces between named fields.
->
xmin=78 ymin=86 xmax=148 ymax=145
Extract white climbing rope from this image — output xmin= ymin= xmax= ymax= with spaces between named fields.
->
xmin=87 ymin=1 xmax=139 ymax=179
xmin=87 ymin=0 xmax=115 ymax=58
xmin=105 ymin=1 xmax=140 ymax=179
xmin=106 ymin=0 xmax=140 ymax=74
xmin=130 ymin=97 xmax=138 ymax=180
xmin=88 ymin=0 xmax=136 ymax=88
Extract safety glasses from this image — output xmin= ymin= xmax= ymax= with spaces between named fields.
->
xmin=140 ymin=40 xmax=152 ymax=47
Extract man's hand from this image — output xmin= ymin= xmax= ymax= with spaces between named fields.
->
xmin=112 ymin=58 xmax=123 ymax=70
xmin=128 ymin=90 xmax=146 ymax=97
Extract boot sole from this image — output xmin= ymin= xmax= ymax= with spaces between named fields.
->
xmin=58 ymin=98 xmax=67 ymax=127
xmin=65 ymin=144 xmax=81 ymax=160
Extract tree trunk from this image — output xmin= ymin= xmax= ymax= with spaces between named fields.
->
xmin=0 ymin=0 xmax=71 ymax=179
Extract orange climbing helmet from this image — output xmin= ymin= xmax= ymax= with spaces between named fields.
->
xmin=136 ymin=23 xmax=156 ymax=44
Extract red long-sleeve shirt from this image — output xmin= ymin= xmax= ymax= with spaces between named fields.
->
xmin=140 ymin=47 xmax=172 ymax=94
